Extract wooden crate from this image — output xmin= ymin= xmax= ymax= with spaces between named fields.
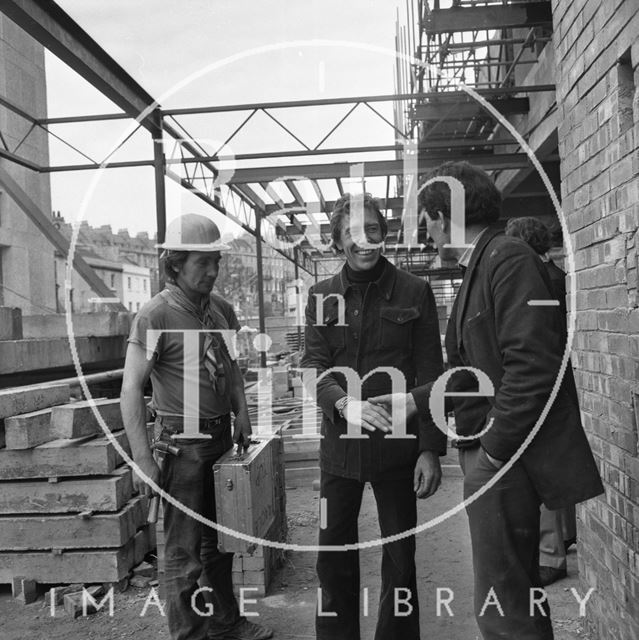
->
xmin=213 ymin=437 xmax=278 ymax=553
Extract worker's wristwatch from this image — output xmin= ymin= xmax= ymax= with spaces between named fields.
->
xmin=335 ymin=396 xmax=353 ymax=419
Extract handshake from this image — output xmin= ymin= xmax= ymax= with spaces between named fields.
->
xmin=338 ymin=392 xmax=418 ymax=434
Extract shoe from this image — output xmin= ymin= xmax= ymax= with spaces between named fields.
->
xmin=208 ymin=618 xmax=274 ymax=640
xmin=539 ymin=565 xmax=567 ymax=586
xmin=564 ymin=536 xmax=577 ymax=552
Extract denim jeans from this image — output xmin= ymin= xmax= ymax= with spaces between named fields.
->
xmin=159 ymin=425 xmax=241 ymax=640
xmin=316 ymin=471 xmax=420 ymax=640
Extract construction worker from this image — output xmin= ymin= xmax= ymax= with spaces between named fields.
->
xmin=121 ymin=213 xmax=273 ymax=640
xmin=301 ymin=193 xmax=446 ymax=640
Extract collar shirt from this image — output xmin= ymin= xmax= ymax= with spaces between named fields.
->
xmin=301 ymin=256 xmax=445 ymax=481
xmin=457 ymin=226 xmax=489 ymax=270
xmin=128 ymin=288 xmax=240 ymax=419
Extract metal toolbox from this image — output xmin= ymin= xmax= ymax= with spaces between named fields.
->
xmin=213 ymin=437 xmax=278 ymax=553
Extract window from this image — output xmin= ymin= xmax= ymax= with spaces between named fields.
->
xmin=127 ymin=277 xmax=132 ymax=290
xmin=110 ymin=274 xmax=115 ymax=288
xmin=618 ymin=49 xmax=636 ymax=135
xmin=143 ymin=279 xmax=147 ymax=292
xmin=136 ymin=302 xmax=140 ymax=311
xmin=128 ymin=302 xmax=133 ymax=311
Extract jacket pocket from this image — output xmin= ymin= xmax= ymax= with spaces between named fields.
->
xmin=320 ymin=311 xmax=346 ymax=353
xmin=380 ymin=306 xmax=420 ymax=349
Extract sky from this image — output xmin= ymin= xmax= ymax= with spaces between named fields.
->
xmin=47 ymin=1 xmax=418 ymax=237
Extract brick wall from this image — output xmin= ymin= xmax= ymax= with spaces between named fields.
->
xmin=551 ymin=0 xmax=639 ymax=637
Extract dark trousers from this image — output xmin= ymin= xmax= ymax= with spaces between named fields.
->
xmin=161 ymin=427 xmax=241 ymax=640
xmin=316 ymin=471 xmax=420 ymax=640
xmin=460 ymin=446 xmax=554 ymax=640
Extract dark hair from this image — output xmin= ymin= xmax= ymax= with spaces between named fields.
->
xmin=418 ymin=161 xmax=501 ymax=226
xmin=329 ymin=192 xmax=388 ymax=249
xmin=162 ymin=250 xmax=189 ymax=283
xmin=505 ymin=217 xmax=552 ymax=255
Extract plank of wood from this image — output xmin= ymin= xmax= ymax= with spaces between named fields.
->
xmin=4 ymin=407 xmax=53 ymax=450
xmin=0 ymin=467 xmax=133 ymax=514
xmin=0 ymin=429 xmax=132 ymax=480
xmin=283 ymin=439 xmax=320 ymax=463
xmin=0 ymin=496 xmax=148 ymax=550
xmin=50 ymin=398 xmax=123 ymax=439
xmin=0 ymin=384 xmax=70 ymax=420
xmin=0 ymin=526 xmax=154 ymax=584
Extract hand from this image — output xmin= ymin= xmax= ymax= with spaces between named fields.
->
xmin=233 ymin=409 xmax=252 ymax=454
xmin=483 ymin=448 xmax=505 ymax=470
xmin=414 ymin=451 xmax=442 ymax=499
xmin=368 ymin=392 xmax=418 ymax=424
xmin=343 ymin=399 xmax=392 ymax=433
xmin=133 ymin=455 xmax=161 ymax=497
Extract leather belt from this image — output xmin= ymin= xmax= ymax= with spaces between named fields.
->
xmin=156 ymin=413 xmax=231 ymax=435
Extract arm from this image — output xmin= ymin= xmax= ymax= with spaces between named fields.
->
xmin=411 ymin=284 xmax=446 ymax=498
xmin=412 ymin=284 xmax=446 ymax=455
xmin=300 ymin=287 xmax=348 ymax=419
xmin=120 ymin=342 xmax=158 ymax=496
xmin=229 ymin=359 xmax=252 ymax=451
xmin=481 ymin=248 xmax=563 ymax=462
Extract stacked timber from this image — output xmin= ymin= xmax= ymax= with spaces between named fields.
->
xmin=0 ymin=384 xmax=154 ymax=586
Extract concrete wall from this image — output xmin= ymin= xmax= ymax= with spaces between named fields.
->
xmin=552 ymin=0 xmax=639 ymax=637
xmin=22 ymin=312 xmax=131 ymax=339
xmin=0 ymin=16 xmax=55 ymax=314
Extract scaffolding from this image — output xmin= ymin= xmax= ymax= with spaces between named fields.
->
xmin=392 ymin=0 xmax=560 ymax=298
xmin=0 ymin=1 xmax=562 ymax=321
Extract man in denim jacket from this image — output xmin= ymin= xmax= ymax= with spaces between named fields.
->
xmin=301 ymin=193 xmax=446 ymax=640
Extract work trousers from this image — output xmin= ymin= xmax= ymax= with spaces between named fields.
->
xmin=459 ymin=446 xmax=554 ymax=640
xmin=539 ymin=504 xmax=577 ymax=570
xmin=316 ymin=471 xmax=420 ymax=640
xmin=160 ymin=426 xmax=241 ymax=640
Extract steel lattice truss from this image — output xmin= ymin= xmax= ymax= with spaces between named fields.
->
xmin=0 ymin=0 xmax=559 ymax=293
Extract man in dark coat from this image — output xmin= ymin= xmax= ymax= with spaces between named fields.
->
xmin=301 ymin=193 xmax=446 ymax=640
xmin=372 ymin=162 xmax=603 ymax=639
xmin=505 ymin=216 xmax=578 ymax=586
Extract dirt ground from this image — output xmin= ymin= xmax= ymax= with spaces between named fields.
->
xmin=0 ymin=458 xmax=595 ymax=640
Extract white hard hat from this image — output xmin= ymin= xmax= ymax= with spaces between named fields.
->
xmin=156 ymin=213 xmax=231 ymax=251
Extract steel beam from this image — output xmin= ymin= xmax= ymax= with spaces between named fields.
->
xmin=225 ymin=154 xmax=542 ymax=184
xmin=0 ymin=164 xmax=126 ymax=309
xmin=159 ymin=86 xmax=554 ymax=117
xmin=424 ymin=2 xmax=553 ymax=34
xmin=33 ymin=86 xmax=554 ymax=126
xmin=151 ymin=113 xmax=167 ymax=288
xmin=254 ymin=211 xmax=267 ymax=367
xmin=266 ymin=197 xmax=405 ymax=216
xmin=0 ymin=148 xmax=41 ymax=172
xmin=0 ymin=1 xmax=159 ymax=131
xmin=413 ymin=97 xmax=529 ymax=120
